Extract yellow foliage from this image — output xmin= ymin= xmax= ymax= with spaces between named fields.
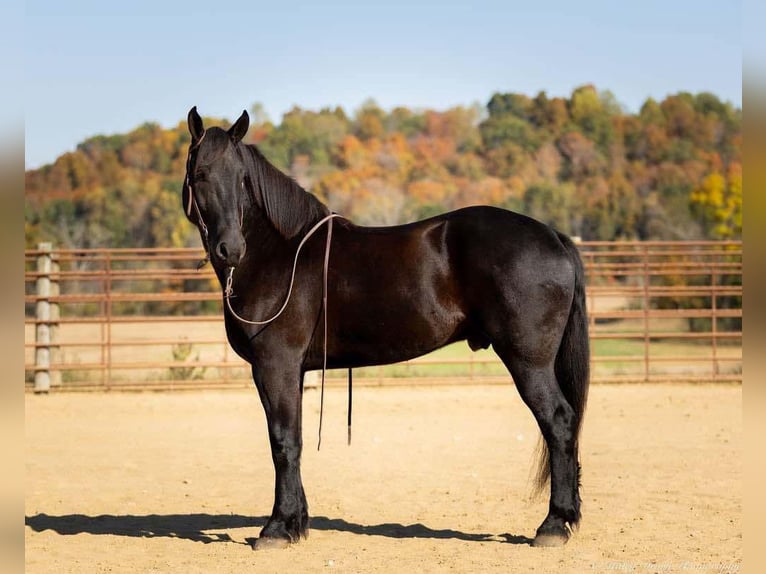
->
xmin=690 ymin=167 xmax=741 ymax=238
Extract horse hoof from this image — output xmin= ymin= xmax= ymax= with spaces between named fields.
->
xmin=251 ymin=536 xmax=291 ymax=550
xmin=532 ymin=532 xmax=569 ymax=547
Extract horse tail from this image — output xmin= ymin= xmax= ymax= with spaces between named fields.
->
xmin=533 ymin=233 xmax=590 ymax=504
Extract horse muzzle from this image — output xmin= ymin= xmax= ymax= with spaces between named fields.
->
xmin=213 ymin=234 xmax=246 ymax=268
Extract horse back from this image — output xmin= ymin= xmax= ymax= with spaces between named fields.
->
xmin=323 ymin=206 xmax=573 ymax=367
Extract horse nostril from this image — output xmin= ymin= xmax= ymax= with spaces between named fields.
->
xmin=215 ymin=239 xmax=244 ymax=265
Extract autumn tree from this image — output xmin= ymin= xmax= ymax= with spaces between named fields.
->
xmin=25 ymin=88 xmax=742 ymax=249
xmin=523 ymin=183 xmax=575 ymax=234
xmin=690 ymin=162 xmax=742 ymax=239
xmin=353 ymin=99 xmax=386 ymax=141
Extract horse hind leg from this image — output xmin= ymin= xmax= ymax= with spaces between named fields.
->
xmin=494 ymin=345 xmax=582 ymax=547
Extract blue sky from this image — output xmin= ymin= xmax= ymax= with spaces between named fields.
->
xmin=24 ymin=0 xmax=741 ymax=169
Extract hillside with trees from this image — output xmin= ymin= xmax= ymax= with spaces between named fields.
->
xmin=25 ymin=85 xmax=741 ymax=249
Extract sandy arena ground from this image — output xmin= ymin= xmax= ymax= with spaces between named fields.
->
xmin=25 ymin=383 xmax=741 ymax=573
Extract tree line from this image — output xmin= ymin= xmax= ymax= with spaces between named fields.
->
xmin=25 ymin=85 xmax=741 ymax=250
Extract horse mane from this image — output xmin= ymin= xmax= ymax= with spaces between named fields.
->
xmin=238 ymin=143 xmax=330 ymax=240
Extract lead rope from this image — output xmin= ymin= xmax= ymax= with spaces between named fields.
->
xmin=222 ymin=213 xmax=345 ymax=450
xmin=316 ymin=215 xmax=333 ymax=451
xmin=347 ymin=367 xmax=353 ymax=445
xmin=223 ymin=213 xmax=341 ymax=325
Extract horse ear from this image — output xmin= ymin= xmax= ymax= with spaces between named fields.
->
xmin=228 ymin=110 xmax=250 ymax=143
xmin=188 ymin=106 xmax=204 ymax=142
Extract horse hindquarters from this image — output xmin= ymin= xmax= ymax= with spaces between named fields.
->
xmin=474 ymin=231 xmax=589 ymax=547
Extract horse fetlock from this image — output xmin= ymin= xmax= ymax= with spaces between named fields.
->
xmin=550 ymin=498 xmax=581 ymax=527
xmin=262 ymin=503 xmax=309 ymax=541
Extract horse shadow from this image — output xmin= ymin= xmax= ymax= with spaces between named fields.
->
xmin=25 ymin=513 xmax=533 ymax=546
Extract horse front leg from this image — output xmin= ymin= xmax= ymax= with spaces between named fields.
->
xmin=251 ymin=363 xmax=309 ymax=549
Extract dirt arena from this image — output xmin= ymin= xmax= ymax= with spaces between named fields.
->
xmin=25 ymin=383 xmax=741 ymax=573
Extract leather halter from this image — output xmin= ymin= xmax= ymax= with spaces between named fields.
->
xmin=185 ymin=132 xmax=211 ymax=269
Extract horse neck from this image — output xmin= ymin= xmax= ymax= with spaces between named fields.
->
xmin=240 ymin=143 xmax=330 ymax=241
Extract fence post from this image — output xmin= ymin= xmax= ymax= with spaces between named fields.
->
xmin=642 ymin=244 xmax=650 ymax=382
xmin=105 ymin=251 xmax=113 ymax=390
xmin=583 ymin=249 xmax=596 ymax=374
xmin=50 ymin=255 xmax=62 ymax=387
xmin=711 ymin=263 xmax=718 ymax=381
xmin=34 ymin=243 xmax=53 ymax=394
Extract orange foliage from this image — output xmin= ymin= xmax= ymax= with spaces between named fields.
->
xmin=26 ymin=88 xmax=741 ymax=246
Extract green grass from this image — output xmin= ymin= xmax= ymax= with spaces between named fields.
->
xmin=325 ymin=334 xmax=742 ymax=381
xmin=327 ymin=342 xmax=507 ymax=380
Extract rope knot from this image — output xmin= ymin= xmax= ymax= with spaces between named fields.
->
xmin=224 ymin=267 xmax=235 ymax=299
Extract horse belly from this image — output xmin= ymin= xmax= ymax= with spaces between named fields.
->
xmin=332 ymin=271 xmax=466 ymax=367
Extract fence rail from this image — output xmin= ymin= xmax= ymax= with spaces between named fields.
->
xmin=24 ymin=241 xmax=742 ymax=391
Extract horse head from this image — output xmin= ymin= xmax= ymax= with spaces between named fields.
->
xmin=183 ymin=106 xmax=249 ymax=268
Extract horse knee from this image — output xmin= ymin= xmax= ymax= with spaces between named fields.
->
xmin=268 ymin=424 xmax=302 ymax=464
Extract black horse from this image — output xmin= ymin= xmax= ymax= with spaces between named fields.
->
xmin=181 ymin=107 xmax=589 ymax=548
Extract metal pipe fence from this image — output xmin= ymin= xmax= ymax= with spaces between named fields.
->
xmin=24 ymin=241 xmax=742 ymax=391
